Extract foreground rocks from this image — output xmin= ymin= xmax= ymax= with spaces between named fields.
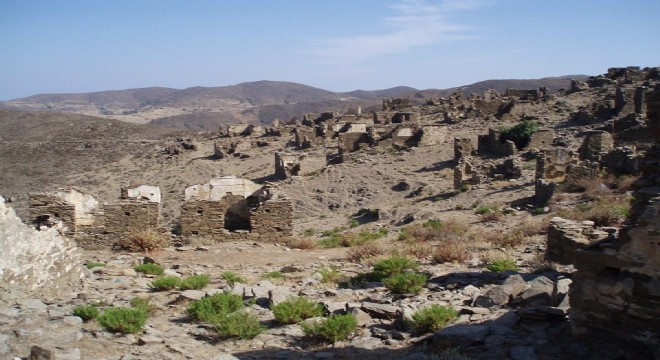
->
xmin=0 ymin=243 xmax=625 ymax=360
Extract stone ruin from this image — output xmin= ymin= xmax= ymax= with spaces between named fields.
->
xmin=1 ymin=196 xmax=82 ymax=304
xmin=181 ymin=176 xmax=293 ymax=241
xmin=566 ymin=85 xmax=660 ymax=357
xmin=452 ymin=132 xmax=523 ymax=190
xmin=28 ymin=186 xmax=161 ymax=249
xmin=274 ymin=152 xmax=327 ymax=179
xmin=541 ymin=84 xmax=660 ymax=358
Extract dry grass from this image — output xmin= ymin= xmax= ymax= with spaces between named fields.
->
xmin=555 ymin=196 xmax=630 ymax=226
xmin=116 ymin=230 xmax=169 ymax=252
xmin=400 ymin=219 xmax=468 ymax=243
xmin=286 ymin=238 xmax=317 ymax=250
xmin=486 ymin=229 xmax=526 ymax=248
xmin=345 ymin=243 xmax=385 ymax=262
xmin=403 ymin=243 xmax=434 ymax=260
xmin=479 ymin=210 xmax=504 ymax=223
xmin=431 ymin=238 xmax=469 ymax=264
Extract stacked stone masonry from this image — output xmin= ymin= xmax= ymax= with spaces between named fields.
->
xmin=568 ymin=80 xmax=660 ymax=357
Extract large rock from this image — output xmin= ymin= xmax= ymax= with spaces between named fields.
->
xmin=474 ymin=274 xmax=526 ymax=307
xmin=0 ymin=196 xmax=82 ymax=304
xmin=432 ymin=324 xmax=489 ymax=348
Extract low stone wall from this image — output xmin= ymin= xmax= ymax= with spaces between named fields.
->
xmin=0 ymin=196 xmax=82 ymax=304
xmin=250 ymin=200 xmax=293 ymax=240
xmin=546 ymin=217 xmax=610 ymax=264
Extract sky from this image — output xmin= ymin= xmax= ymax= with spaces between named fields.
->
xmin=1 ymin=0 xmax=659 ymax=100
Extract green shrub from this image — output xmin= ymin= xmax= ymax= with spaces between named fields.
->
xmin=319 ymin=227 xmax=347 ymax=248
xmin=423 ymin=219 xmax=444 ymax=230
xmin=98 ymin=307 xmax=148 ymax=334
xmin=179 ymin=274 xmax=211 ymax=290
xmin=134 ymin=263 xmax=165 ymax=276
xmin=150 ymin=276 xmax=181 ymax=291
xmin=475 ymin=205 xmax=497 ymax=215
xmin=372 ymin=255 xmax=419 ymax=280
xmin=302 ymin=314 xmax=358 ymax=343
xmin=187 ymin=293 xmax=244 ymax=323
xmin=214 ymin=311 xmax=264 ymax=339
xmin=499 ymin=120 xmax=539 ymax=149
xmin=221 ymin=271 xmax=245 ymax=286
xmin=303 ymin=228 xmax=316 ymax=236
xmin=349 ymin=219 xmax=360 ymax=228
xmin=317 ymin=267 xmax=344 ymax=284
xmin=85 ymin=261 xmax=105 ymax=269
xmin=272 ymin=297 xmax=324 ymax=324
xmin=487 ymin=259 xmax=519 ymax=272
xmin=262 ymin=271 xmax=286 ymax=281
xmin=72 ymin=305 xmax=99 ymax=321
xmin=411 ymin=305 xmax=458 ymax=334
xmin=383 ymin=272 xmax=428 ymax=294
xmin=129 ymin=297 xmax=156 ymax=314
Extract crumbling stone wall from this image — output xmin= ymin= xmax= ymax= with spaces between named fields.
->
xmin=535 ymin=148 xmax=574 ymax=179
xmin=477 ymin=129 xmax=516 ymax=157
xmin=454 ymin=138 xmax=475 ymax=162
xmin=28 ymin=187 xmax=161 ymax=249
xmin=181 ymin=178 xmax=293 ymax=242
xmin=546 ymin=217 xmax=611 ymax=264
xmin=275 ymin=152 xmax=326 ymax=179
xmin=0 ymin=196 xmax=82 ymax=304
xmin=453 ymin=158 xmax=480 ymax=189
xmin=417 ymin=125 xmax=446 ymax=146
xmin=249 ymin=198 xmax=293 ymax=239
xmin=338 ymin=132 xmax=369 ymax=152
xmin=578 ymin=131 xmax=614 ymax=161
xmin=527 ymin=129 xmax=554 ymax=150
xmin=569 ymin=85 xmax=660 ymax=357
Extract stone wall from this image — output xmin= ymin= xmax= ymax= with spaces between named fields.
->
xmin=527 ymin=129 xmax=554 ymax=150
xmin=578 ymin=131 xmax=614 ymax=161
xmin=535 ymin=148 xmax=574 ymax=179
xmin=417 ymin=125 xmax=447 ymax=146
xmin=454 ymin=138 xmax=475 ymax=162
xmin=28 ymin=187 xmax=161 ymax=249
xmin=477 ymin=129 xmax=516 ymax=157
xmin=181 ymin=178 xmax=294 ymax=242
xmin=568 ymin=85 xmax=660 ymax=357
xmin=275 ymin=153 xmax=327 ymax=179
xmin=338 ymin=132 xmax=369 ymax=152
xmin=0 ymin=196 xmax=82 ymax=304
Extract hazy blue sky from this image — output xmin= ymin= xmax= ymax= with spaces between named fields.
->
xmin=1 ymin=0 xmax=659 ymax=100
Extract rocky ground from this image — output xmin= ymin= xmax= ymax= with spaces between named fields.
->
xmin=2 ymin=67 xmax=656 ymax=360
xmin=2 ymin=238 xmax=607 ymax=360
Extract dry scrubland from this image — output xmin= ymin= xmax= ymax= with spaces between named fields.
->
xmin=0 ymin=67 xmax=658 ymax=360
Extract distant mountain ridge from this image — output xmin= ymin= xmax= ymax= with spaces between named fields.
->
xmin=0 ymin=75 xmax=589 ymax=129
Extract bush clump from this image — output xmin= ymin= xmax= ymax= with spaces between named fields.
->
xmin=187 ymin=292 xmax=244 ymax=323
xmin=383 ymin=272 xmax=428 ymax=294
xmin=487 ymin=259 xmax=519 ymax=272
xmin=179 ymin=274 xmax=211 ymax=290
xmin=499 ymin=120 xmax=539 ymax=149
xmin=134 ymin=263 xmax=165 ymax=276
xmin=221 ymin=271 xmax=246 ymax=286
xmin=150 ymin=276 xmax=181 ymax=291
xmin=372 ymin=255 xmax=419 ymax=280
xmin=411 ymin=305 xmax=458 ymax=334
xmin=129 ymin=297 xmax=156 ymax=314
xmin=302 ymin=314 xmax=358 ymax=343
xmin=85 ymin=261 xmax=105 ymax=269
xmin=116 ymin=230 xmax=169 ymax=252
xmin=272 ymin=297 xmax=324 ymax=324
xmin=72 ymin=305 xmax=99 ymax=321
xmin=214 ymin=311 xmax=264 ymax=339
xmin=98 ymin=307 xmax=148 ymax=334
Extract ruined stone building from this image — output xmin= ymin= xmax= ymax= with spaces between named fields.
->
xmin=274 ymin=152 xmax=327 ymax=179
xmin=28 ymin=186 xmax=161 ymax=249
xmin=180 ymin=176 xmax=292 ymax=241
xmin=568 ymin=84 xmax=660 ymax=358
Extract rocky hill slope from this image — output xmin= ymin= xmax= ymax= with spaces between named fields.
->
xmin=0 ymin=77 xmax=587 ymax=130
xmin=0 ymin=66 xmax=657 ymax=360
